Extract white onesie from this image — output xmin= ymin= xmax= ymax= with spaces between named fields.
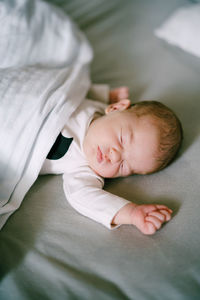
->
xmin=40 ymin=85 xmax=130 ymax=229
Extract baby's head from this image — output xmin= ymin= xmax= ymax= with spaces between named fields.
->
xmin=83 ymin=99 xmax=183 ymax=178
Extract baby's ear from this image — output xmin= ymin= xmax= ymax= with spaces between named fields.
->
xmin=105 ymin=99 xmax=131 ymax=114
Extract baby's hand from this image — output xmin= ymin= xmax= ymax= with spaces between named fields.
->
xmin=109 ymin=86 xmax=129 ymax=104
xmin=131 ymin=204 xmax=172 ymax=235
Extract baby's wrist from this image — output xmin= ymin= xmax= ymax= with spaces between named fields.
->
xmin=112 ymin=203 xmax=138 ymax=225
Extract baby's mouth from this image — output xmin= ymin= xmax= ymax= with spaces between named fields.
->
xmin=97 ymin=146 xmax=103 ymax=163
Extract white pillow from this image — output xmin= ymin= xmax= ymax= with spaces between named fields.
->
xmin=155 ymin=4 xmax=200 ymax=58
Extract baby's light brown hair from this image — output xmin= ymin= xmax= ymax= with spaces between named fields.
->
xmin=130 ymin=101 xmax=183 ymax=173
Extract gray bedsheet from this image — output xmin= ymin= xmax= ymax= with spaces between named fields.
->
xmin=1 ymin=0 xmax=200 ymax=299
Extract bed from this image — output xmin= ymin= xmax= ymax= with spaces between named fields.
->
xmin=1 ymin=0 xmax=200 ymax=299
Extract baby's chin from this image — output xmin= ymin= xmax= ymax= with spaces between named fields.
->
xmin=90 ymin=164 xmax=116 ymax=178
xmin=92 ymin=168 xmax=110 ymax=178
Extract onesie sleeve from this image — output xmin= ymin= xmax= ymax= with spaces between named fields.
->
xmin=62 ymin=166 xmax=131 ymax=229
xmin=87 ymin=84 xmax=110 ymax=104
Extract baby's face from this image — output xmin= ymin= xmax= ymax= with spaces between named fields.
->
xmin=83 ymin=107 xmax=160 ymax=178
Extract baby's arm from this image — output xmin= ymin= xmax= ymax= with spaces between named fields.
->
xmin=112 ymin=203 xmax=172 ymax=235
xmin=63 ymin=167 xmax=131 ymax=229
xmin=63 ymin=164 xmax=172 ymax=234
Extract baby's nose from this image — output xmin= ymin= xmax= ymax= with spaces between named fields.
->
xmin=108 ymin=148 xmax=121 ymax=164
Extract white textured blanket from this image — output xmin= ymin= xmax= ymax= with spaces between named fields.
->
xmin=0 ymin=0 xmax=93 ymax=229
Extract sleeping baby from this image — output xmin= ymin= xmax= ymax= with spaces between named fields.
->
xmin=40 ymin=85 xmax=182 ymax=235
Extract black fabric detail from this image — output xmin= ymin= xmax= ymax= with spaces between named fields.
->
xmin=47 ymin=133 xmax=73 ymax=160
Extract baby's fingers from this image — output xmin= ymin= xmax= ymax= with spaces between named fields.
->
xmin=155 ymin=205 xmax=173 ymax=214
xmin=141 ymin=222 xmax=157 ymax=235
xmin=118 ymin=87 xmax=129 ymax=98
xmin=145 ymin=216 xmax=162 ymax=230
xmin=155 ymin=205 xmax=173 ymax=221
xmin=148 ymin=211 xmax=166 ymax=222
xmin=148 ymin=209 xmax=172 ymax=223
xmin=159 ymin=209 xmax=172 ymax=221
